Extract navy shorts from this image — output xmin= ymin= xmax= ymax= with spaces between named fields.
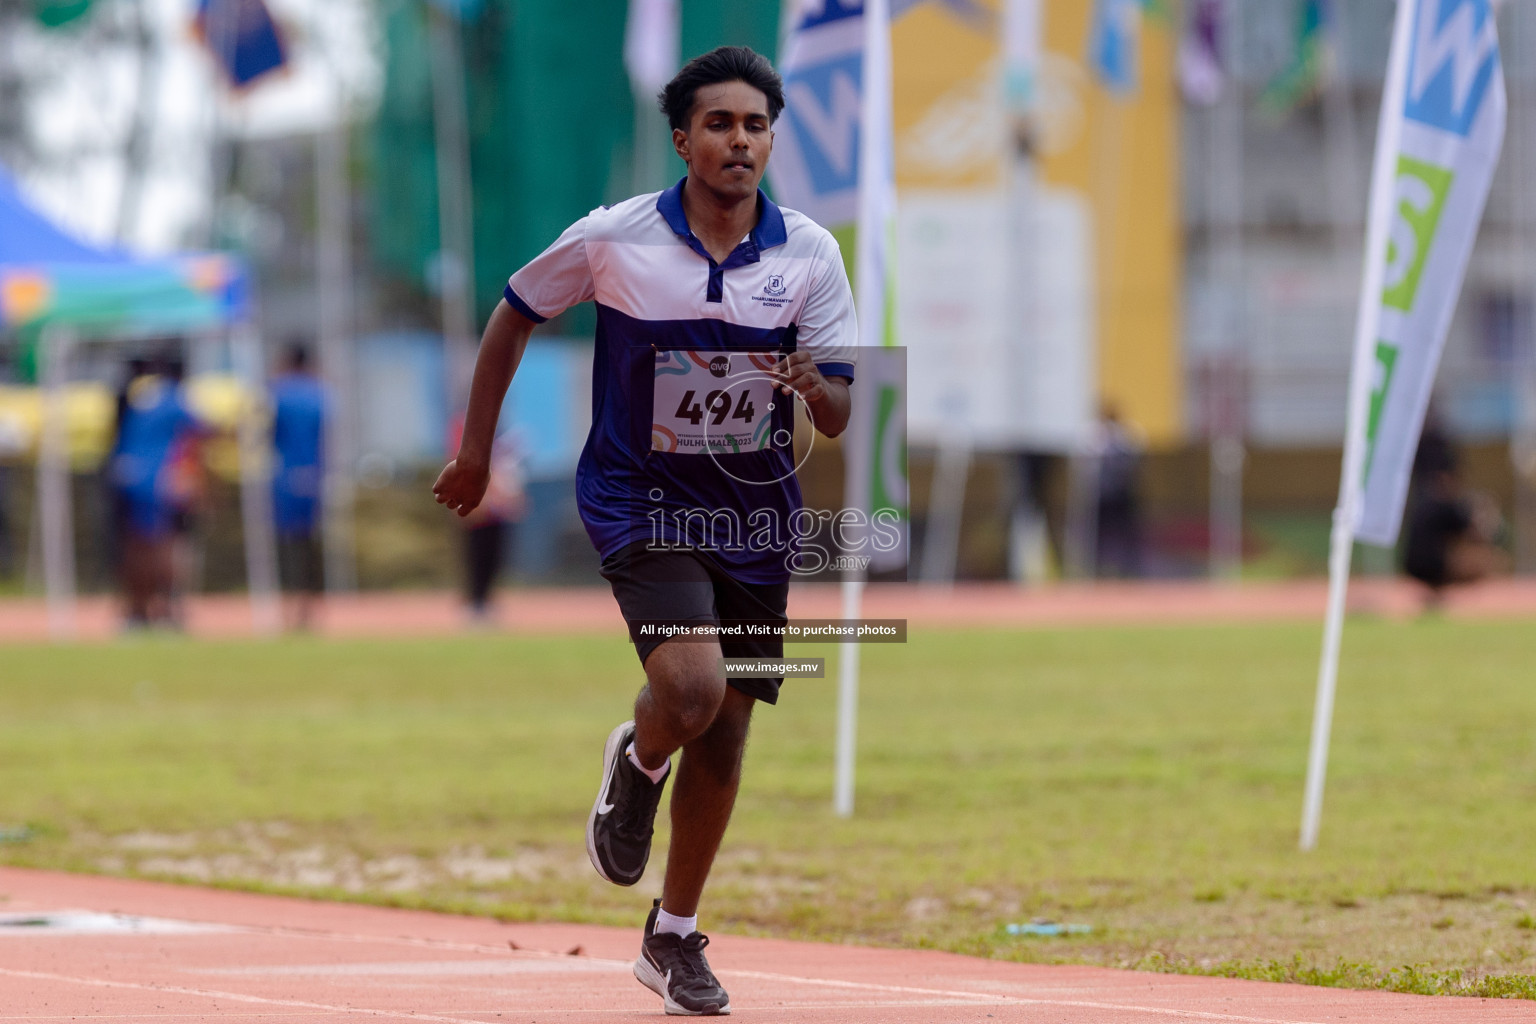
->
xmin=598 ymin=541 xmax=789 ymax=704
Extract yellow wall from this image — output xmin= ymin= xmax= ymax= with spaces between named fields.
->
xmin=890 ymin=0 xmax=1184 ymax=445
xmin=891 ymin=3 xmax=1005 ymax=191
xmin=1039 ymin=2 xmax=1184 ymax=444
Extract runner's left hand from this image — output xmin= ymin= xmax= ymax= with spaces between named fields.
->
xmin=771 ymin=351 xmax=829 ymax=403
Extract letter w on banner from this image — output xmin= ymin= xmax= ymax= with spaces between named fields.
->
xmin=772 ymin=0 xmax=909 ymax=577
xmin=1353 ymin=0 xmax=1504 ymax=546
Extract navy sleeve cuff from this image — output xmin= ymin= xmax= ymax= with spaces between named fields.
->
xmin=503 ymin=285 xmax=548 ymax=324
xmin=816 ymin=361 xmax=856 ymax=383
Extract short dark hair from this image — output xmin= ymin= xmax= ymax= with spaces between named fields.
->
xmin=658 ymin=46 xmax=784 ymax=131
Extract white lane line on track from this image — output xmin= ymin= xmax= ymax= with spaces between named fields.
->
xmin=214 ymin=923 xmax=516 ymax=956
xmin=187 ymin=925 xmax=1336 ymax=1024
xmin=194 ymin=957 xmax=625 ymax=976
xmin=0 ymin=967 xmax=491 ymax=1024
xmin=0 ymin=1016 xmax=353 ymax=1020
xmin=24 ymin=919 xmax=1336 ymax=1024
xmin=716 ymin=968 xmax=1333 ymax=1024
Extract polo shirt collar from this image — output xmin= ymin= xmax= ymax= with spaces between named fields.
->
xmin=656 ymin=178 xmax=789 ymax=258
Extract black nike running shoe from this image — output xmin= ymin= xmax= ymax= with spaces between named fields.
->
xmin=634 ymin=898 xmax=731 ymax=1016
xmin=586 ymin=720 xmax=668 ymax=886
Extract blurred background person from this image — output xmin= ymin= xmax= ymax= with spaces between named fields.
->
xmin=161 ymin=356 xmax=208 ymax=626
xmin=1094 ymin=403 xmax=1146 ymax=579
xmin=270 ymin=341 xmax=330 ymax=631
xmin=106 ymin=356 xmax=152 ymax=591
xmin=447 ymin=413 xmax=526 ymax=625
xmin=1402 ymin=408 xmax=1507 ymax=610
xmin=108 ymin=352 xmax=206 ymax=629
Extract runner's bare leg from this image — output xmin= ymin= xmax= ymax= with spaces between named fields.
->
xmin=633 ymin=640 xmax=754 ymax=918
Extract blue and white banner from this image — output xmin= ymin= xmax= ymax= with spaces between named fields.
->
xmin=772 ymin=1 xmax=867 ymax=230
xmin=772 ymin=0 xmax=907 ymax=575
xmin=1351 ymin=0 xmax=1505 ymax=545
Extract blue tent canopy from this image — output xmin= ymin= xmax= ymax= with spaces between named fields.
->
xmin=1 ymin=165 xmax=279 ymax=639
xmin=0 ymin=162 xmax=249 ymax=338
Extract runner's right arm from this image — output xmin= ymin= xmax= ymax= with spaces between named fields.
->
xmin=432 ymin=300 xmax=536 ymax=517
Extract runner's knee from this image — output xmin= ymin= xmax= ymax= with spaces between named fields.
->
xmin=644 ymin=645 xmax=727 ymax=738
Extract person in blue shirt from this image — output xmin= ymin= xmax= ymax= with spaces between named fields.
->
xmin=109 ymin=354 xmax=204 ymax=627
xmin=270 ymin=342 xmax=329 ymax=630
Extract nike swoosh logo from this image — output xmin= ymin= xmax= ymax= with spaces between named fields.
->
xmin=596 ymin=763 xmax=618 ymax=815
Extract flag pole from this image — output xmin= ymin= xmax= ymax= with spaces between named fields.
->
xmin=232 ymin=323 xmax=282 ymax=635
xmin=1209 ymin=0 xmax=1246 ymax=584
xmin=314 ymin=11 xmax=359 ymax=595
xmin=1321 ymin=0 xmax=1364 ymax=260
xmin=1301 ymin=0 xmax=1415 ymax=852
xmin=833 ymin=576 xmax=863 ymax=817
xmin=1077 ymin=0 xmax=1138 ymax=580
xmin=1004 ymin=0 xmax=1044 ymax=584
xmin=427 ymin=1 xmax=478 ymax=411
xmin=38 ymin=326 xmax=77 ymax=640
xmin=834 ymin=0 xmax=893 ymax=819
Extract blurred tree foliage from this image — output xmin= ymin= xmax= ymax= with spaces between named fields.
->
xmin=31 ymin=0 xmax=93 ymax=29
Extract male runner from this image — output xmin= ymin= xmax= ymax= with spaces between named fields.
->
xmin=433 ymin=46 xmax=856 ymax=1016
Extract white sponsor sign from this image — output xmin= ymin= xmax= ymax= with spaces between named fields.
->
xmin=901 ymin=185 xmax=1093 ymax=451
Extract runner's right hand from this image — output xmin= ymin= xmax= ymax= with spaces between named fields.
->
xmin=433 ymin=458 xmax=490 ymax=517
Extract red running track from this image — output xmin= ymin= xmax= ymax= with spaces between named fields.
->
xmin=3 ymin=578 xmax=1535 ymax=643
xmin=0 ymin=868 xmax=1531 ymax=1023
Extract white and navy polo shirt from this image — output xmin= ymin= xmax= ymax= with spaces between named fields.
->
xmin=504 ymin=179 xmax=857 ymax=584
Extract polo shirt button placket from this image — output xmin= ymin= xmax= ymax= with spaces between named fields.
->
xmin=702 ymin=260 xmax=725 ymax=317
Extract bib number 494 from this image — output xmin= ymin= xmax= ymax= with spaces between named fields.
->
xmin=652 ymin=349 xmax=778 ymax=454
xmin=674 ymin=389 xmax=757 ymax=427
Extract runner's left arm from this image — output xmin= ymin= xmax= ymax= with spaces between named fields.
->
xmin=780 ymin=231 xmax=858 ymax=438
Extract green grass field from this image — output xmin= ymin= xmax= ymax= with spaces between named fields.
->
xmin=1 ymin=619 xmax=1534 ymax=998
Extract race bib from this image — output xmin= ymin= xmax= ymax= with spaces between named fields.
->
xmin=652 ymin=350 xmax=781 ymax=454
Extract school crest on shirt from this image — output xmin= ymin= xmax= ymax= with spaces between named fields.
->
xmin=753 ymin=270 xmax=795 ymax=309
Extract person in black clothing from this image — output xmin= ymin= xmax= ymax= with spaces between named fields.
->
xmin=1401 ymin=412 xmax=1503 ymax=607
xmin=447 ymin=415 xmax=525 ymax=624
xmin=1095 ymin=404 xmax=1145 ymax=578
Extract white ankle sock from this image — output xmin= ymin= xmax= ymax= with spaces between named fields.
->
xmin=626 ymin=743 xmax=670 ymax=784
xmin=655 ymin=907 xmax=697 ymax=938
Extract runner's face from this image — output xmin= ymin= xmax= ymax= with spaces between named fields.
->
xmin=674 ymin=80 xmax=773 ymax=203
